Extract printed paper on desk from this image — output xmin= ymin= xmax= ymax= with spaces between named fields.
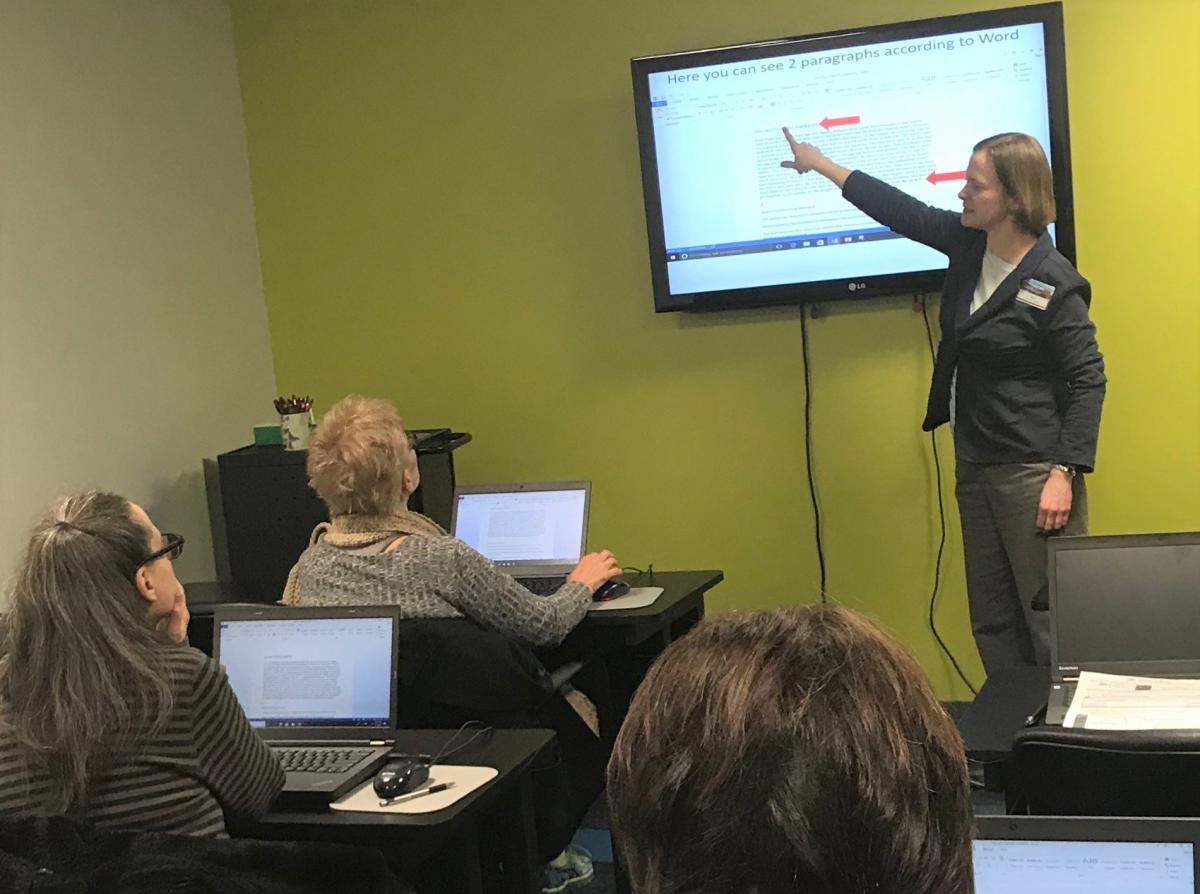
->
xmin=1064 ymin=671 xmax=1200 ymax=730
xmin=331 ymin=765 xmax=498 ymax=815
xmin=588 ymin=586 xmax=664 ymax=612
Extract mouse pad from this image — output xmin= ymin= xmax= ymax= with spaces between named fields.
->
xmin=330 ymin=764 xmax=499 ymax=814
xmin=588 ymin=586 xmax=664 ymax=612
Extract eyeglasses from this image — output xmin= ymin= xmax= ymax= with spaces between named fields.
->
xmin=142 ymin=533 xmax=184 ymax=566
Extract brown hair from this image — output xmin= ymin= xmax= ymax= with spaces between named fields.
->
xmin=607 ymin=604 xmax=973 ymax=894
xmin=0 ymin=491 xmax=176 ymax=813
xmin=974 ymin=132 xmax=1056 ymax=235
xmin=306 ymin=395 xmax=416 ymax=516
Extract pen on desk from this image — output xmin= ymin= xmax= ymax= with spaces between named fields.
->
xmin=379 ymin=782 xmax=455 ymax=807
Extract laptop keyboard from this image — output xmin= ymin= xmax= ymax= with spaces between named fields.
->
xmin=274 ymin=747 xmax=374 ymax=774
xmin=519 ymin=577 xmax=566 ymax=596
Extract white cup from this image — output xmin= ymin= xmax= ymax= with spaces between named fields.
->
xmin=280 ymin=412 xmax=314 ymax=451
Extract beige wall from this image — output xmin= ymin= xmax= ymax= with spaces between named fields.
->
xmin=0 ymin=0 xmax=276 ymax=595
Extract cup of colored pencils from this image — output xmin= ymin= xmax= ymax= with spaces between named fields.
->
xmin=275 ymin=395 xmax=314 ymax=451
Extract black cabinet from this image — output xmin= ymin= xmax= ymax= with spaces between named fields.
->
xmin=215 ymin=430 xmax=470 ymax=602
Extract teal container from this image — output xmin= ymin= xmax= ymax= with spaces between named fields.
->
xmin=253 ymin=423 xmax=282 ymax=446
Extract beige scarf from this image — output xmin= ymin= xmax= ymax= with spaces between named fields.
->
xmin=280 ymin=510 xmax=447 ymax=605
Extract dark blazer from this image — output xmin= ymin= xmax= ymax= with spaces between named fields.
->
xmin=842 ymin=171 xmax=1105 ymax=471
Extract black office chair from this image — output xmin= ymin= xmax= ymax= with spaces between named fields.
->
xmin=393 ymin=617 xmax=614 ymax=737
xmin=392 ymin=618 xmax=611 ymax=862
xmin=1012 ymin=726 xmax=1200 ymax=816
xmin=0 ymin=814 xmax=412 ymax=894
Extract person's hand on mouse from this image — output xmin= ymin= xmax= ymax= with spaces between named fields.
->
xmin=567 ymin=550 xmax=621 ymax=593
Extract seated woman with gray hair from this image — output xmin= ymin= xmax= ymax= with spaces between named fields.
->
xmin=282 ymin=394 xmax=621 ymax=649
xmin=0 ymin=492 xmax=284 ymax=836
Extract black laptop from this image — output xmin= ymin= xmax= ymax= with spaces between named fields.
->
xmin=213 ymin=604 xmax=400 ymax=809
xmin=976 ymin=815 xmax=1200 ymax=893
xmin=1044 ymin=532 xmax=1200 ymax=726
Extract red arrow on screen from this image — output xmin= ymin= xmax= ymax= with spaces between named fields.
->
xmin=819 ymin=115 xmax=861 ymax=129
xmin=926 ymin=169 xmax=967 ymax=185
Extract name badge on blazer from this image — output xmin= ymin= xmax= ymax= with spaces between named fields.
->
xmin=1015 ymin=277 xmax=1055 ymax=311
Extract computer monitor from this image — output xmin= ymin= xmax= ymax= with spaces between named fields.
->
xmin=215 ymin=607 xmax=397 ymax=731
xmin=630 ymin=3 xmax=1073 ymax=312
xmin=975 ymin=816 xmax=1200 ymax=894
xmin=450 ymin=481 xmax=590 ymax=572
xmin=1050 ymin=532 xmax=1200 ymax=676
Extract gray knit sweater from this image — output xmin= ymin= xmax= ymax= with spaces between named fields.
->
xmin=290 ymin=536 xmax=591 ymax=649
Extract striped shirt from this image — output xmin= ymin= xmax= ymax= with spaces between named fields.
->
xmin=0 ymin=646 xmax=284 ymax=837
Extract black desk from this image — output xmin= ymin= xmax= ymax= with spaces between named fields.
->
xmin=957 ymin=666 xmax=1049 ymax=805
xmin=190 ymin=575 xmax=723 ymax=894
xmin=958 ymin=667 xmax=1050 ymax=762
xmin=248 ymin=729 xmax=553 ymax=894
xmin=573 ymin=570 xmax=722 ymax=647
xmin=191 ymin=572 xmax=724 ymax=894
xmin=532 ymin=570 xmax=722 ymax=728
xmin=186 ymin=570 xmax=725 ymax=665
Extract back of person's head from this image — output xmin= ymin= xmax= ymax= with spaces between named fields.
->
xmin=973 ymin=131 xmax=1056 ymax=235
xmin=0 ymin=491 xmax=175 ymax=813
xmin=607 ymin=604 xmax=973 ymax=894
xmin=307 ymin=395 xmax=417 ymax=517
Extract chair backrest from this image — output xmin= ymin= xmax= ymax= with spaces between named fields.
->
xmin=1014 ymin=726 xmax=1200 ymax=816
xmin=0 ymin=813 xmax=412 ymax=894
xmin=391 ymin=617 xmax=608 ymax=861
xmin=394 ymin=617 xmax=556 ymax=728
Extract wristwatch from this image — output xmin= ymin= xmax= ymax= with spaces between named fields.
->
xmin=1051 ymin=463 xmax=1076 ymax=478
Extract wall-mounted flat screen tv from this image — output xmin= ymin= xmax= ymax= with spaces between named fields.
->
xmin=630 ymin=3 xmax=1073 ymax=312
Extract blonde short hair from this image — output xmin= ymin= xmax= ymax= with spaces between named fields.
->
xmin=306 ymin=395 xmax=415 ymax=516
xmin=974 ymin=132 xmax=1057 ymax=236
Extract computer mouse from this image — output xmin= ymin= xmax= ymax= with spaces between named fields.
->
xmin=373 ymin=757 xmax=430 ymax=800
xmin=594 ymin=579 xmax=630 ymax=602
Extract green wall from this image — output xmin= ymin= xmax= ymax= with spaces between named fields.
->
xmin=229 ymin=0 xmax=1200 ymax=698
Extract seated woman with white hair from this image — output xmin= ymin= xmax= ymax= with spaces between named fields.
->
xmin=283 ymin=395 xmax=617 ymax=890
xmin=282 ymin=394 xmax=621 ymax=650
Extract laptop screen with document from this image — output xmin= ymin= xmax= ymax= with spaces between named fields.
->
xmin=975 ymin=816 xmax=1200 ymax=894
xmin=218 ymin=615 xmax=394 ymax=729
xmin=451 ymin=481 xmax=590 ymax=571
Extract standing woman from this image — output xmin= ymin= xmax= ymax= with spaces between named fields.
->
xmin=781 ymin=131 xmax=1105 ymax=672
xmin=0 ymin=491 xmax=284 ymax=835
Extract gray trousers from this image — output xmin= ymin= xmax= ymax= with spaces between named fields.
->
xmin=955 ymin=460 xmax=1088 ymax=673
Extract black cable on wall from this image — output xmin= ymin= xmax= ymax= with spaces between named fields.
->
xmin=800 ymin=307 xmax=827 ymax=603
xmin=920 ymin=297 xmax=978 ymax=696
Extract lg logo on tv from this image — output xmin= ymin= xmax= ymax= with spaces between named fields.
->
xmin=847 ymin=282 xmax=868 ymax=292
